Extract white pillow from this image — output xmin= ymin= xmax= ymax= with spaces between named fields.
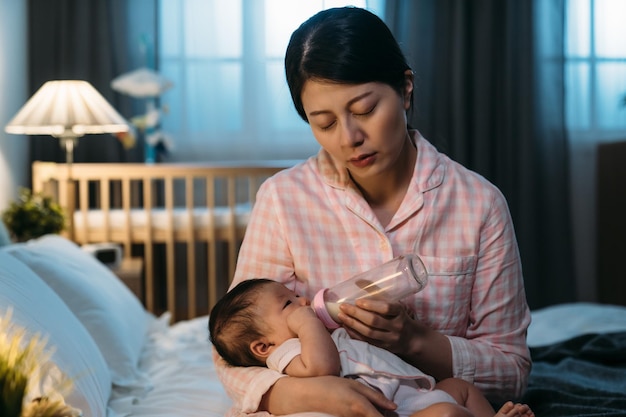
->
xmin=6 ymin=235 xmax=152 ymax=388
xmin=0 ymin=251 xmax=110 ymax=417
xmin=0 ymin=219 xmax=11 ymax=247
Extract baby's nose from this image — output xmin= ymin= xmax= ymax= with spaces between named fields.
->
xmin=300 ymin=296 xmax=311 ymax=306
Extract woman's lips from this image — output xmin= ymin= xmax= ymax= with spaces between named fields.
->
xmin=349 ymin=153 xmax=376 ymax=168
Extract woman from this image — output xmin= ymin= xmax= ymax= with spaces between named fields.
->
xmin=213 ymin=6 xmax=531 ymax=417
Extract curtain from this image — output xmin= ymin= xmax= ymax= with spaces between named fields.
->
xmin=27 ymin=0 xmax=157 ymax=165
xmin=386 ymin=0 xmax=574 ymax=309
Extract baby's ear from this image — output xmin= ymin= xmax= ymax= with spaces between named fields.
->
xmin=250 ymin=338 xmax=272 ymax=359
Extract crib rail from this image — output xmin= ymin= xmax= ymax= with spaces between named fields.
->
xmin=32 ymin=160 xmax=296 ymax=321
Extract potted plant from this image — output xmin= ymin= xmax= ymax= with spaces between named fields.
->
xmin=0 ymin=309 xmax=80 ymax=417
xmin=1 ymin=188 xmax=65 ymax=242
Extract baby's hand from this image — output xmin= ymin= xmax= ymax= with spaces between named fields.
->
xmin=286 ymin=305 xmax=320 ymax=335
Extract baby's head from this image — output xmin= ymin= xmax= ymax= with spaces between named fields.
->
xmin=209 ymin=278 xmax=274 ymax=367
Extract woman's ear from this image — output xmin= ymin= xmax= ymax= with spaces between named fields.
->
xmin=250 ymin=338 xmax=273 ymax=359
xmin=403 ymin=69 xmax=414 ymax=110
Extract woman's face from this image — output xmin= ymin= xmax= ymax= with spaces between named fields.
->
xmin=301 ymin=75 xmax=413 ymax=177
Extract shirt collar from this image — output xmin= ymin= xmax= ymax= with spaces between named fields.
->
xmin=412 ymin=130 xmax=445 ymax=193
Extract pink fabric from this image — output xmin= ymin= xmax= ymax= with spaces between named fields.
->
xmin=217 ymin=131 xmax=531 ymax=416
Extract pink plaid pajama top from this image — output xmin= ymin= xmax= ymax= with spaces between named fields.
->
xmin=214 ymin=131 xmax=531 ymax=416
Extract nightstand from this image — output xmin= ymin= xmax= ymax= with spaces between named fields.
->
xmin=110 ymin=257 xmax=144 ymax=301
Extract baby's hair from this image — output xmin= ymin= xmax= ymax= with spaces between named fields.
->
xmin=209 ymin=278 xmax=275 ymax=367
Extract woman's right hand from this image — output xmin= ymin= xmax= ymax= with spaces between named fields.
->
xmin=260 ymin=375 xmax=396 ymax=417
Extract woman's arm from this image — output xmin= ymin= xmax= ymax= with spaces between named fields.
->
xmin=260 ymin=376 xmax=396 ymax=417
xmin=212 ymin=348 xmax=286 ymax=413
xmin=337 ymin=189 xmax=531 ymax=401
xmin=445 ymin=190 xmax=531 ymax=401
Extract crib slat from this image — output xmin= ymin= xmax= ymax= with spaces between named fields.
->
xmin=248 ymin=175 xmax=258 ymax=204
xmin=31 ymin=160 xmax=298 ymax=321
xmin=143 ymin=177 xmax=155 ymax=314
xmin=185 ymin=175 xmax=197 ymax=319
xmin=78 ymin=178 xmax=89 ymax=244
xmin=101 ymin=179 xmax=111 ymax=242
xmin=226 ymin=176 xmax=237 ymax=283
xmin=121 ymin=177 xmax=132 ymax=259
xmin=58 ymin=176 xmax=70 ymax=238
xmin=206 ymin=176 xmax=218 ymax=310
xmin=164 ymin=176 xmax=176 ymax=320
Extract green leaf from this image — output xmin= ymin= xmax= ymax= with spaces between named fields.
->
xmin=0 ymin=188 xmax=66 ymax=242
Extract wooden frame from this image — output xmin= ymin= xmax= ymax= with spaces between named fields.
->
xmin=32 ymin=160 xmax=296 ymax=320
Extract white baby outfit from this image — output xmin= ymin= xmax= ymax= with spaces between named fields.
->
xmin=267 ymin=328 xmax=457 ymax=417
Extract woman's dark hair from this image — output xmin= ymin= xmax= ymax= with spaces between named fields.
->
xmin=285 ymin=6 xmax=413 ymax=122
xmin=208 ymin=278 xmax=274 ymax=367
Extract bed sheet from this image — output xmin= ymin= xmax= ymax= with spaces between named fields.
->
xmin=107 ymin=314 xmax=232 ymax=417
xmin=74 ymin=205 xmax=253 ymax=232
xmin=527 ymin=302 xmax=626 ymax=347
xmin=523 ymin=302 xmax=626 ymax=417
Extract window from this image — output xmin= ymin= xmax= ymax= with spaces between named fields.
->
xmin=566 ymin=0 xmax=626 ymax=142
xmin=564 ymin=0 xmax=626 ymax=298
xmin=158 ymin=0 xmax=386 ymax=161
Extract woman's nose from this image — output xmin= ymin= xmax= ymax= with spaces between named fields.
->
xmin=340 ymin=118 xmax=364 ymax=147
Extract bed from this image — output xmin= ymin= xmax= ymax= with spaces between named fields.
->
xmin=0 ymin=234 xmax=232 ymax=417
xmin=1 ymin=234 xmax=625 ymax=417
xmin=31 ymin=160 xmax=297 ymax=321
xmin=522 ymin=303 xmax=626 ymax=416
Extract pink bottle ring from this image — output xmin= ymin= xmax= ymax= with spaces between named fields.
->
xmin=312 ymin=289 xmax=340 ymax=330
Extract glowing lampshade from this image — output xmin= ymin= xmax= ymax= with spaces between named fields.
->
xmin=5 ymin=80 xmax=129 ymax=140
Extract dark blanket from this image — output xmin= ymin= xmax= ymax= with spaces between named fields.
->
xmin=521 ymin=332 xmax=626 ymax=416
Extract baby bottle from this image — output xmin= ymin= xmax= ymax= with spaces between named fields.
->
xmin=312 ymin=254 xmax=428 ymax=329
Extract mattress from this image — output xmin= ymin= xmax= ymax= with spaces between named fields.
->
xmin=73 ymin=204 xmax=253 ymax=232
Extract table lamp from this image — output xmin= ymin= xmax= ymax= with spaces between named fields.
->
xmin=4 ymin=80 xmax=130 ymax=238
xmin=5 ymin=80 xmax=130 ymax=169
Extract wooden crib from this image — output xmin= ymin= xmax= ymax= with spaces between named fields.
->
xmin=32 ymin=160 xmax=296 ymax=321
